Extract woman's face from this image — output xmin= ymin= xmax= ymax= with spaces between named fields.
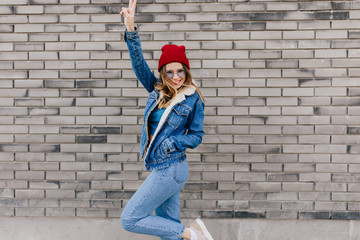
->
xmin=165 ymin=62 xmax=186 ymax=90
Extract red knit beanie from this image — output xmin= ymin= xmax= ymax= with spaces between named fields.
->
xmin=158 ymin=44 xmax=190 ymax=72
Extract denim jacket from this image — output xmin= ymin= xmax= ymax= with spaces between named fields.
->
xmin=124 ymin=29 xmax=205 ymax=171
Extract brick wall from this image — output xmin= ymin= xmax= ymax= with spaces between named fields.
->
xmin=0 ymin=0 xmax=360 ymax=220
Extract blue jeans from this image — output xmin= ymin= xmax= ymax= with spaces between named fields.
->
xmin=121 ymin=160 xmax=189 ymax=240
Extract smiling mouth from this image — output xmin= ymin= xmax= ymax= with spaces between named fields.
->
xmin=173 ymin=80 xmax=182 ymax=85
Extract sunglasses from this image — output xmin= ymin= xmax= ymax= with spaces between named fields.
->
xmin=165 ymin=69 xmax=186 ymax=79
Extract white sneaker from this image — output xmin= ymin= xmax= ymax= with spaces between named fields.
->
xmin=189 ymin=218 xmax=214 ymax=240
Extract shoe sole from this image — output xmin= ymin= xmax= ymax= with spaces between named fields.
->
xmin=195 ymin=218 xmax=214 ymax=240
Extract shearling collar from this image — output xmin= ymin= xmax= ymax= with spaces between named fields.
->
xmin=171 ymin=84 xmax=196 ymax=104
xmin=179 ymin=84 xmax=197 ymax=96
xmin=158 ymin=85 xmax=196 ymax=103
xmin=157 ymin=84 xmax=196 ymax=106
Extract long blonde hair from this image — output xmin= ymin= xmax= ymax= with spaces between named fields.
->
xmin=154 ymin=64 xmax=204 ymax=109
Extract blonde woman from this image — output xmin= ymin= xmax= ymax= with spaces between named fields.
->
xmin=120 ymin=1 xmax=214 ymax=240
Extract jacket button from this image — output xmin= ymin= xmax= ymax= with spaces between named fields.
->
xmin=167 ymin=148 xmax=170 ymax=152
xmin=146 ymin=165 xmax=150 ymax=169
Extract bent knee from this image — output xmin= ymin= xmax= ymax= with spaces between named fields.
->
xmin=121 ymin=212 xmax=136 ymax=232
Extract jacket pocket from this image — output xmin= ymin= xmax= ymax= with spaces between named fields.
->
xmin=168 ymin=104 xmax=191 ymax=129
xmin=156 ymin=138 xmax=176 ymax=159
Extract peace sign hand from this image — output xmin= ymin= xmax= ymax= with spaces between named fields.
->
xmin=120 ymin=0 xmax=137 ymax=32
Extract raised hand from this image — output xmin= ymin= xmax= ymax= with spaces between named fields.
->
xmin=120 ymin=0 xmax=137 ymax=32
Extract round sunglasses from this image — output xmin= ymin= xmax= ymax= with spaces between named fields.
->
xmin=165 ymin=69 xmax=186 ymax=79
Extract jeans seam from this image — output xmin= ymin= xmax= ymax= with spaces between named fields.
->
xmin=164 ymin=200 xmax=168 ymax=219
xmin=178 ymin=225 xmax=186 ymax=240
xmin=128 ymin=169 xmax=166 ymax=218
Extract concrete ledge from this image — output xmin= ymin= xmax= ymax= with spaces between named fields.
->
xmin=0 ymin=217 xmax=359 ymax=240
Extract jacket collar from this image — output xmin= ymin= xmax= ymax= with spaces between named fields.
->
xmin=158 ymin=84 xmax=196 ymax=105
xmin=170 ymin=84 xmax=196 ymax=104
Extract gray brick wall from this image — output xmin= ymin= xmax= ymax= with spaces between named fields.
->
xmin=0 ymin=0 xmax=359 ymax=220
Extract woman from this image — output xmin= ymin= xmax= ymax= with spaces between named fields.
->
xmin=120 ymin=1 xmax=214 ymax=240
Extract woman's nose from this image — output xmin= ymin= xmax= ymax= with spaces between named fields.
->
xmin=172 ymin=72 xmax=181 ymax=79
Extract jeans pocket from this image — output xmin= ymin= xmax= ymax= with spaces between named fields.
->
xmin=172 ymin=161 xmax=189 ymax=184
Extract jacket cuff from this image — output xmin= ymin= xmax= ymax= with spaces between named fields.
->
xmin=124 ymin=27 xmax=138 ymax=41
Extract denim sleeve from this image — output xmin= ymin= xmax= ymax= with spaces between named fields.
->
xmin=169 ymin=98 xmax=205 ymax=151
xmin=124 ymin=28 xmax=158 ymax=93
